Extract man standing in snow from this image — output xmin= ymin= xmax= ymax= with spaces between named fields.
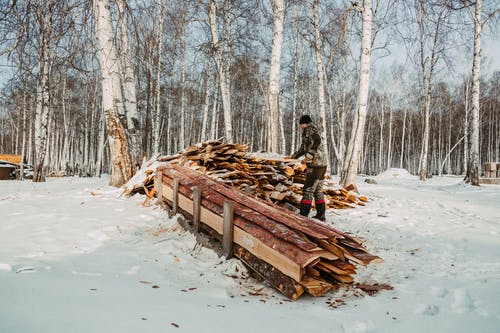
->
xmin=290 ymin=115 xmax=327 ymax=221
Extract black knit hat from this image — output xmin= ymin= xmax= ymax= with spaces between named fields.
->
xmin=299 ymin=115 xmax=312 ymax=124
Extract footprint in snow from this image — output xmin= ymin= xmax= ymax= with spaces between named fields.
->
xmin=451 ymin=289 xmax=476 ymax=313
xmin=414 ymin=303 xmax=440 ymax=316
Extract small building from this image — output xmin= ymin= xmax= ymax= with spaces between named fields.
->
xmin=0 ymin=154 xmax=22 ymax=180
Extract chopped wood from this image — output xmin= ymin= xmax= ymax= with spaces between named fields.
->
xmin=125 ymin=140 xmax=385 ymax=300
xmin=299 ymin=276 xmax=338 ymax=296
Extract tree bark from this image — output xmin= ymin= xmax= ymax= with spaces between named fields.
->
xmin=466 ymin=0 xmax=482 ymax=186
xmin=312 ymin=0 xmax=329 ymax=170
xmin=340 ymin=0 xmax=372 ymax=188
xmin=94 ymin=0 xmax=134 ymax=187
xmin=117 ymin=0 xmax=140 ymax=165
xmin=33 ymin=1 xmax=54 ymax=182
xmin=209 ymin=0 xmax=233 ymax=143
xmin=268 ymin=0 xmax=284 ymax=153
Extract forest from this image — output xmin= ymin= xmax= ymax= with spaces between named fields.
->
xmin=0 ymin=0 xmax=498 ymax=186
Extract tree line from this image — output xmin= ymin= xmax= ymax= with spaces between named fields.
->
xmin=0 ymin=0 xmax=498 ymax=186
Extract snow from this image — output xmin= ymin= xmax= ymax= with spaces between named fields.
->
xmin=1 ymin=173 xmax=499 ymax=333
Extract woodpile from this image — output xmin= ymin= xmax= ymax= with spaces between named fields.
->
xmin=124 ymin=140 xmax=384 ymax=300
xmin=126 ymin=139 xmax=369 ymax=211
xmin=154 ymin=163 xmax=382 ymax=300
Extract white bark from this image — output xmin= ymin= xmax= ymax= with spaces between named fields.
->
xmin=467 ymin=0 xmax=482 ymax=185
xmin=417 ymin=2 xmax=445 ymax=181
xmin=268 ymin=0 xmax=284 ymax=153
xmin=341 ymin=0 xmax=372 ymax=188
xmin=313 ymin=0 xmax=329 ymax=170
xmin=94 ymin=0 xmax=134 ymax=187
xmin=210 ymin=80 xmax=219 ymax=140
xmin=291 ymin=5 xmax=300 ymax=153
xmin=117 ymin=0 xmax=140 ymax=164
xmin=200 ymin=59 xmax=212 ymax=142
xmin=33 ymin=2 xmax=53 ymax=182
xmin=152 ymin=9 xmax=163 ymax=156
xmin=179 ymin=16 xmax=187 ymax=150
xmin=209 ymin=0 xmax=233 ymax=142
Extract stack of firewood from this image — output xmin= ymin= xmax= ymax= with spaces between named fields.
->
xmin=154 ymin=163 xmax=383 ymax=300
xmin=123 ymin=140 xmax=386 ymax=300
xmin=126 ymin=139 xmax=369 ymax=210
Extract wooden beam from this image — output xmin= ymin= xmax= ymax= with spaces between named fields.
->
xmin=159 ymin=183 xmax=306 ymax=281
xmin=172 ymin=177 xmax=180 ymax=214
xmin=193 ymin=186 xmax=201 ymax=233
xmin=223 ymin=202 xmax=234 ymax=258
xmin=234 ymin=245 xmax=304 ymax=300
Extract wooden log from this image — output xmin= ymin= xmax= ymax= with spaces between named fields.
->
xmin=161 ymin=166 xmax=319 ymax=251
xmin=157 ymin=176 xmax=313 ymax=281
xmin=299 ymin=276 xmax=338 ymax=296
xmin=234 ymin=245 xmax=304 ymax=300
xmin=169 ymin=164 xmax=346 ymax=241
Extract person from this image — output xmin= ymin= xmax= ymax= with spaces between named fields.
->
xmin=290 ymin=114 xmax=327 ymax=221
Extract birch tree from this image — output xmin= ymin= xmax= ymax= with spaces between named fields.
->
xmin=94 ymin=0 xmax=134 ymax=187
xmin=209 ymin=0 xmax=233 ymax=143
xmin=33 ymin=0 xmax=54 ymax=182
xmin=312 ymin=0 xmax=329 ymax=169
xmin=268 ymin=0 xmax=284 ymax=153
xmin=340 ymin=0 xmax=373 ymax=188
xmin=416 ymin=1 xmax=447 ymax=181
xmin=117 ymin=0 xmax=141 ymax=164
xmin=463 ymin=0 xmax=482 ymax=185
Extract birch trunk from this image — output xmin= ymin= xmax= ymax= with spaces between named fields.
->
xmin=200 ymin=59 xmax=212 ymax=142
xmin=152 ymin=10 xmax=163 ymax=155
xmin=179 ymin=17 xmax=187 ymax=150
xmin=117 ymin=0 xmax=140 ymax=164
xmin=94 ymin=0 xmax=134 ymax=187
xmin=340 ymin=0 xmax=372 ymax=188
xmin=268 ymin=0 xmax=284 ymax=153
xmin=466 ymin=0 xmax=482 ymax=185
xmin=33 ymin=2 xmax=53 ymax=182
xmin=313 ymin=0 xmax=329 ymax=170
xmin=291 ymin=6 xmax=300 ymax=153
xmin=399 ymin=106 xmax=407 ymax=168
xmin=417 ymin=2 xmax=445 ymax=181
xmin=209 ymin=0 xmax=233 ymax=143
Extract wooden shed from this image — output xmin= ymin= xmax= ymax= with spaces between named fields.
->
xmin=0 ymin=154 xmax=22 ymax=180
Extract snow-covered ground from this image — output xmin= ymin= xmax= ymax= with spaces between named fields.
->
xmin=1 ymin=170 xmax=499 ymax=333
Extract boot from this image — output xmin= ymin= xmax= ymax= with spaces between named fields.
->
xmin=313 ymin=200 xmax=326 ymax=221
xmin=299 ymin=199 xmax=312 ymax=217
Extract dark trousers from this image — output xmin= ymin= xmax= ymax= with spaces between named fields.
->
xmin=301 ymin=165 xmax=327 ymax=203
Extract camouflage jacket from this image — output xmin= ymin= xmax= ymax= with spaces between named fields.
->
xmin=291 ymin=123 xmax=327 ymax=167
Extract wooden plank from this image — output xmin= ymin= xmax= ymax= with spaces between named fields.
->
xmin=162 ymin=166 xmax=319 ymax=251
xmin=168 ymin=164 xmax=344 ymax=240
xmin=485 ymin=162 xmax=497 ymax=171
xmin=173 ymin=178 xmax=180 ymax=214
xmin=223 ymin=202 xmax=234 ymax=258
xmin=160 ymin=184 xmax=306 ymax=281
xmin=234 ymin=245 xmax=304 ymax=300
xmin=299 ymin=276 xmax=338 ymax=296
xmin=155 ymin=171 xmax=163 ymax=201
xmin=193 ymin=187 xmax=201 ymax=233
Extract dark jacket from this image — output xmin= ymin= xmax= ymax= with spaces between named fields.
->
xmin=291 ymin=123 xmax=327 ymax=167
